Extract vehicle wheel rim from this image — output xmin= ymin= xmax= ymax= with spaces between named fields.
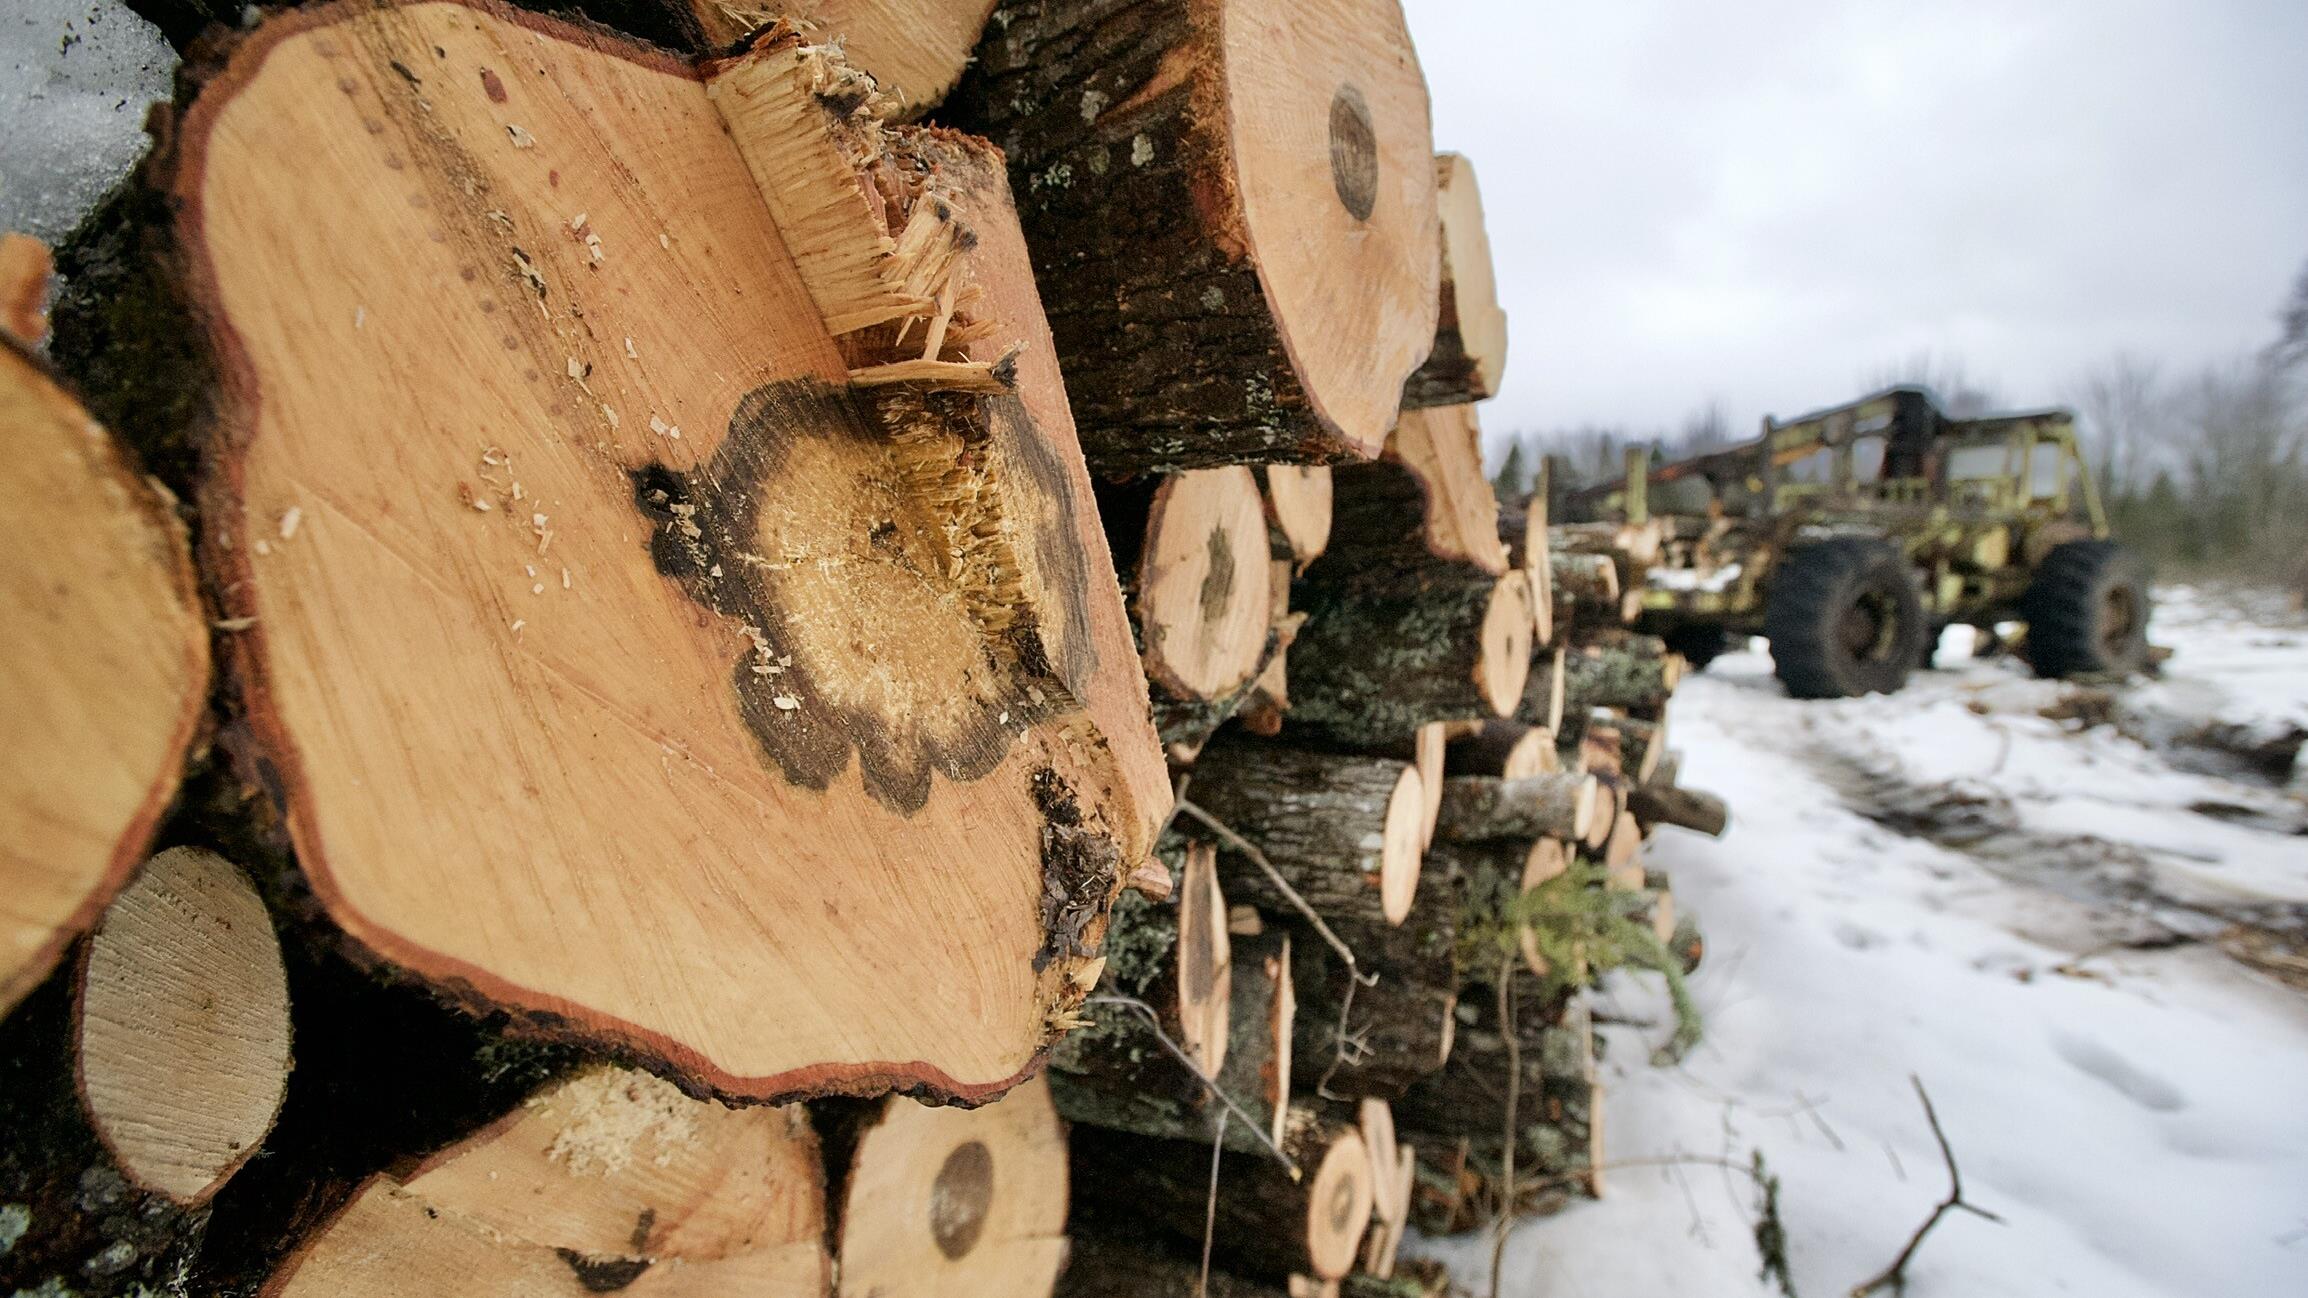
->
xmin=1840 ymin=590 xmax=1899 ymax=663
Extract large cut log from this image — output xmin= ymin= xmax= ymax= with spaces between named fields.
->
xmin=261 ymin=1066 xmax=829 ymax=1295
xmin=827 ymin=1075 xmax=1070 ymax=1298
xmin=1185 ymin=736 xmax=1425 ymax=927
xmin=1 ymin=342 xmax=208 ymax=1012
xmin=947 ymin=0 xmax=1441 ymax=471
xmin=1048 ymin=843 xmax=1233 ymax=1141
xmin=1286 ymin=568 xmax=1534 ymax=745
xmin=1070 ymin=1109 xmax=1373 ymax=1282
xmin=1436 ymin=773 xmax=1598 ymax=844
xmin=1400 ymin=153 xmax=1506 ymax=409
xmin=1098 ymin=467 xmax=1278 ymax=746
xmin=0 ymin=847 xmax=289 ymax=1297
xmin=55 ymin=2 xmax=1165 ymax=1101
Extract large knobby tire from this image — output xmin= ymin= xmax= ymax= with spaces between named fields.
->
xmin=1764 ymin=539 xmax=1928 ymax=699
xmin=2023 ymin=540 xmax=2151 ymax=678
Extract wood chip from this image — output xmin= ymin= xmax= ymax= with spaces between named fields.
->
xmin=278 ymin=506 xmax=302 ymax=540
xmin=506 ymin=124 xmax=536 ymax=148
xmin=213 ymin=617 xmax=259 ymax=632
xmin=771 ymin=695 xmax=800 ymax=711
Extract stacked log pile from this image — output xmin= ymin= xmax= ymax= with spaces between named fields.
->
xmin=2 ymin=2 xmax=1723 ymax=1296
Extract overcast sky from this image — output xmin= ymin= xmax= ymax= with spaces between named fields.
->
xmin=1402 ymin=0 xmax=2308 ymax=446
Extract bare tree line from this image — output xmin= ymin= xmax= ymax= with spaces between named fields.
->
xmin=1492 ymin=262 xmax=2308 ymax=593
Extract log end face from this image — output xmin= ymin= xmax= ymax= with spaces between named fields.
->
xmin=1140 ymin=466 xmax=1274 ymax=701
xmin=1222 ymin=0 xmax=1442 ymax=458
xmin=1476 ymin=571 xmax=1536 ymax=717
xmin=1379 ymin=766 xmax=1425 ymax=926
xmin=1304 ymin=1127 xmax=1375 ymax=1280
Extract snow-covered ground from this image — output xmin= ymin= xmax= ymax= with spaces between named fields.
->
xmin=1425 ymin=587 xmax=2308 ymax=1297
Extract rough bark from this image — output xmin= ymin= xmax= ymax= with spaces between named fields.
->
xmin=1435 ymin=773 xmax=1597 ymax=844
xmin=1394 ymin=998 xmax=1599 ymax=1230
xmin=1048 ymin=845 xmax=1234 ymax=1144
xmin=1562 ymin=634 xmax=1683 ymax=718
xmin=1290 ymin=937 xmax=1454 ymax=1103
xmin=1069 ymin=1108 xmax=1372 ymax=1282
xmin=1320 ymin=403 xmax=1507 ymax=579
xmin=57 ymin=0 xmax=1159 ymax=1103
xmin=1286 ymin=566 xmax=1534 ymax=745
xmin=945 ymin=0 xmax=1441 ymax=472
xmin=1184 ymin=736 xmax=1425 ymax=928
xmin=1055 ymin=1231 xmax=1291 ymax=1298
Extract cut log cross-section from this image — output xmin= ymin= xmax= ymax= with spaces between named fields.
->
xmin=1401 ymin=153 xmax=1506 ymax=409
xmin=80 ymin=0 xmax=1165 ymax=1102
xmin=831 ymin=1075 xmax=1071 ymax=1298
xmin=0 ymin=341 xmax=208 ymax=1014
xmin=1098 ymin=466 xmax=1278 ymax=746
xmin=264 ymin=1067 xmax=830 ymax=1296
xmin=77 ymin=846 xmax=292 ymax=1206
xmin=1260 ymin=464 xmax=1336 ymax=569
xmin=949 ymin=0 xmax=1441 ymax=471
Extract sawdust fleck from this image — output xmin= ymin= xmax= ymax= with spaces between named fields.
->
xmin=537 ymin=1070 xmax=700 ymax=1176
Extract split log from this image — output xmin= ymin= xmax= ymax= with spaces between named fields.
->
xmin=682 ymin=0 xmax=1000 ymax=118
xmin=59 ymin=2 xmax=1165 ymax=1101
xmin=1260 ymin=464 xmax=1335 ymax=569
xmin=1400 ymin=153 xmax=1506 ymax=408
xmin=0 ymin=847 xmax=289 ymax=1297
xmin=1627 ymin=782 xmax=1730 ymax=838
xmin=948 ymin=0 xmax=1441 ymax=471
xmin=1185 ymin=736 xmax=1426 ymax=927
xmin=1286 ymin=568 xmax=1535 ymax=745
xmin=1098 ymin=467 xmax=1278 ymax=746
xmin=1070 ymin=1109 xmax=1373 ymax=1282
xmin=1048 ymin=843 xmax=1234 ymax=1142
xmin=828 ymin=1075 xmax=1070 ymax=1298
xmin=1 ymin=342 xmax=208 ymax=1012
xmin=1446 ymin=720 xmax=1559 ymax=779
xmin=262 ymin=1066 xmax=829 ymax=1296
xmin=1435 ymin=773 xmax=1598 ymax=845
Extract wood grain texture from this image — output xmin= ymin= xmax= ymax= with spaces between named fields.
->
xmin=264 ymin=1066 xmax=828 ymax=1296
xmin=1400 ymin=153 xmax=1505 ymax=409
xmin=0 ymin=341 xmax=208 ymax=1013
xmin=76 ymin=847 xmax=291 ymax=1205
xmin=143 ymin=0 xmax=1146 ymax=1101
xmin=834 ymin=1075 xmax=1070 ymax=1298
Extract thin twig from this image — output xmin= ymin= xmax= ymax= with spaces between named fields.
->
xmin=1850 ymin=1076 xmax=2004 ymax=1297
xmin=1173 ymin=800 xmax=1373 ymax=981
xmin=1199 ymin=1111 xmax=1226 ymax=1298
xmin=1172 ymin=798 xmax=1378 ymax=1101
xmin=1488 ymin=955 xmax=1521 ymax=1298
xmin=1085 ymin=995 xmax=1300 ymax=1176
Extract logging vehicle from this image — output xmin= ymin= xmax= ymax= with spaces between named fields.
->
xmin=1572 ymin=386 xmax=2152 ymax=698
